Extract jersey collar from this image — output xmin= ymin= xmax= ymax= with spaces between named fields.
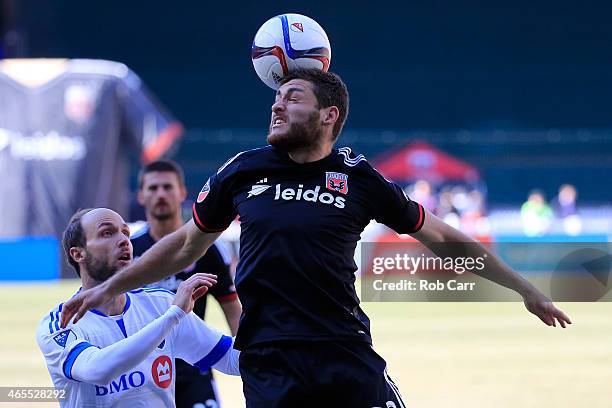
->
xmin=90 ymin=293 xmax=131 ymax=317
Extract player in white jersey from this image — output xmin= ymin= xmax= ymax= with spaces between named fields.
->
xmin=36 ymin=208 xmax=239 ymax=407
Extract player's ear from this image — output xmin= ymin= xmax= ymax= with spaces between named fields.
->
xmin=137 ymin=189 xmax=145 ymax=205
xmin=69 ymin=247 xmax=86 ymax=263
xmin=322 ymin=106 xmax=339 ymax=128
xmin=179 ymin=184 xmax=188 ymax=202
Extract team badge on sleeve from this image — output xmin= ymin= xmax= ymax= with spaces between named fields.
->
xmin=197 ymin=179 xmax=210 ymax=203
xmin=52 ymin=329 xmax=76 ymax=348
xmin=326 ymin=172 xmax=349 ymax=194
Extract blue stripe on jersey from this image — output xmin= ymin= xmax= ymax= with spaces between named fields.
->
xmin=63 ymin=342 xmax=95 ymax=380
xmin=116 ymin=318 xmax=128 ymax=338
xmin=129 ymin=288 xmax=145 ymax=294
xmin=48 ymin=311 xmax=54 ymax=334
xmin=193 ymin=335 xmax=233 ymax=372
xmin=124 ymin=293 xmax=131 ymax=313
xmin=54 ymin=309 xmax=60 ymax=332
xmin=48 ymin=303 xmax=64 ymax=334
xmin=143 ymin=288 xmax=175 ymax=296
xmin=89 ymin=309 xmax=107 ymax=317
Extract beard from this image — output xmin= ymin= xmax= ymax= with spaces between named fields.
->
xmin=267 ymin=110 xmax=321 ymax=152
xmin=151 ymin=210 xmax=172 ymax=221
xmin=84 ymin=250 xmax=118 ymax=282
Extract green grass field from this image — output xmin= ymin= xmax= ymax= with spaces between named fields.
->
xmin=1 ymin=281 xmax=611 ymax=407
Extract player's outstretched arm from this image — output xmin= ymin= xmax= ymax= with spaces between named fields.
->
xmin=68 ymin=274 xmax=215 ymax=384
xmin=411 ymin=209 xmax=572 ymax=328
xmin=61 ymin=220 xmax=222 ymax=327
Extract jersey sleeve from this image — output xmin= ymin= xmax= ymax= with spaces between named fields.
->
xmin=368 ymin=167 xmax=425 ymax=234
xmin=206 ymin=244 xmax=238 ymax=303
xmin=192 ymin=155 xmax=242 ymax=232
xmin=116 ymin=68 xmax=183 ymax=163
xmin=36 ymin=311 xmax=95 ymax=382
xmin=172 ymin=311 xmax=235 ymax=373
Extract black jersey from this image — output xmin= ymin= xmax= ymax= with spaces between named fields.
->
xmin=0 ymin=59 xmax=182 ymax=239
xmin=193 ymin=146 xmax=424 ymax=350
xmin=130 ymin=224 xmax=237 ymax=318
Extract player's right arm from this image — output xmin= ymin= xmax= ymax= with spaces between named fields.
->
xmin=60 ymin=222 xmax=220 ymax=327
xmin=108 ymin=220 xmax=221 ymax=294
xmin=61 ymin=155 xmax=242 ymax=328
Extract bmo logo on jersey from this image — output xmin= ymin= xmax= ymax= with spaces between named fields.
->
xmin=94 ymin=371 xmax=145 ymax=396
xmin=152 ymin=355 xmax=173 ymax=389
xmin=273 ymin=184 xmax=345 ymax=208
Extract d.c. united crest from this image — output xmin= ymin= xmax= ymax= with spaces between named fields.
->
xmin=325 ymin=172 xmax=348 ymax=194
xmin=197 ymin=179 xmax=210 ymax=203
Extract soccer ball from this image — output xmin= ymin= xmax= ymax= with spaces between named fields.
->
xmin=251 ymin=13 xmax=331 ymax=90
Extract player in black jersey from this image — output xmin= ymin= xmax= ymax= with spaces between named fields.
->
xmin=131 ymin=160 xmax=241 ymax=408
xmin=63 ymin=69 xmax=571 ymax=407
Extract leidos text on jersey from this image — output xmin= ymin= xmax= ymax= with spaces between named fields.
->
xmin=273 ymin=183 xmax=345 ymax=208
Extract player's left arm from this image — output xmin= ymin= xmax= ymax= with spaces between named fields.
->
xmin=412 ymin=209 xmax=572 ymax=328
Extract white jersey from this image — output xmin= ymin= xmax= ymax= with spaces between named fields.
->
xmin=36 ymin=287 xmax=234 ymax=408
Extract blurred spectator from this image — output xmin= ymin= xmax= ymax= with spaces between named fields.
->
xmin=450 ymin=185 xmax=473 ymax=215
xmin=520 ymin=190 xmax=553 ymax=236
xmin=553 ymin=184 xmax=577 ymax=217
xmin=436 ymin=188 xmax=456 ymax=216
xmin=436 ymin=188 xmax=460 ymax=227
xmin=407 ymin=180 xmax=437 ymax=211
xmin=461 ymin=189 xmax=491 ymax=239
xmin=553 ymin=184 xmax=582 ymax=236
xmin=409 ymin=183 xmax=491 ymax=239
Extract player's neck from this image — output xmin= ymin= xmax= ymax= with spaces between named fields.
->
xmin=92 ymin=293 xmax=127 ymax=316
xmin=287 ymin=143 xmax=333 ymax=164
xmin=81 ymin=278 xmax=127 ymax=316
xmin=147 ymin=215 xmax=183 ymax=241
xmin=95 ymin=294 xmax=127 ymax=316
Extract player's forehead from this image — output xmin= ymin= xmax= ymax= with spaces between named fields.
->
xmin=277 ymin=79 xmax=315 ymax=96
xmin=81 ymin=208 xmax=127 ymax=235
xmin=142 ymin=171 xmax=181 ymax=187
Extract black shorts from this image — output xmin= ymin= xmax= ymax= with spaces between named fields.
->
xmin=175 ymin=359 xmax=219 ymax=408
xmin=239 ymin=341 xmax=406 ymax=408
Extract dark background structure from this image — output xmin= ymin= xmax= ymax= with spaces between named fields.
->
xmin=4 ymin=0 xmax=612 ymax=204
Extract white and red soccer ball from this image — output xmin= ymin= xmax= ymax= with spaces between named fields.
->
xmin=251 ymin=13 xmax=331 ymax=90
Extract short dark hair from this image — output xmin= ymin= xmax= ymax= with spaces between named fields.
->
xmin=138 ymin=159 xmax=185 ymax=190
xmin=62 ymin=208 xmax=93 ymax=277
xmin=280 ymin=69 xmax=349 ymax=140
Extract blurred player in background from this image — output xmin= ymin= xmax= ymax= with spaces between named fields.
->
xmin=62 ymin=69 xmax=571 ymax=407
xmin=37 ymin=208 xmax=239 ymax=408
xmin=132 ymin=159 xmax=241 ymax=408
xmin=0 ymin=59 xmax=183 ymax=276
